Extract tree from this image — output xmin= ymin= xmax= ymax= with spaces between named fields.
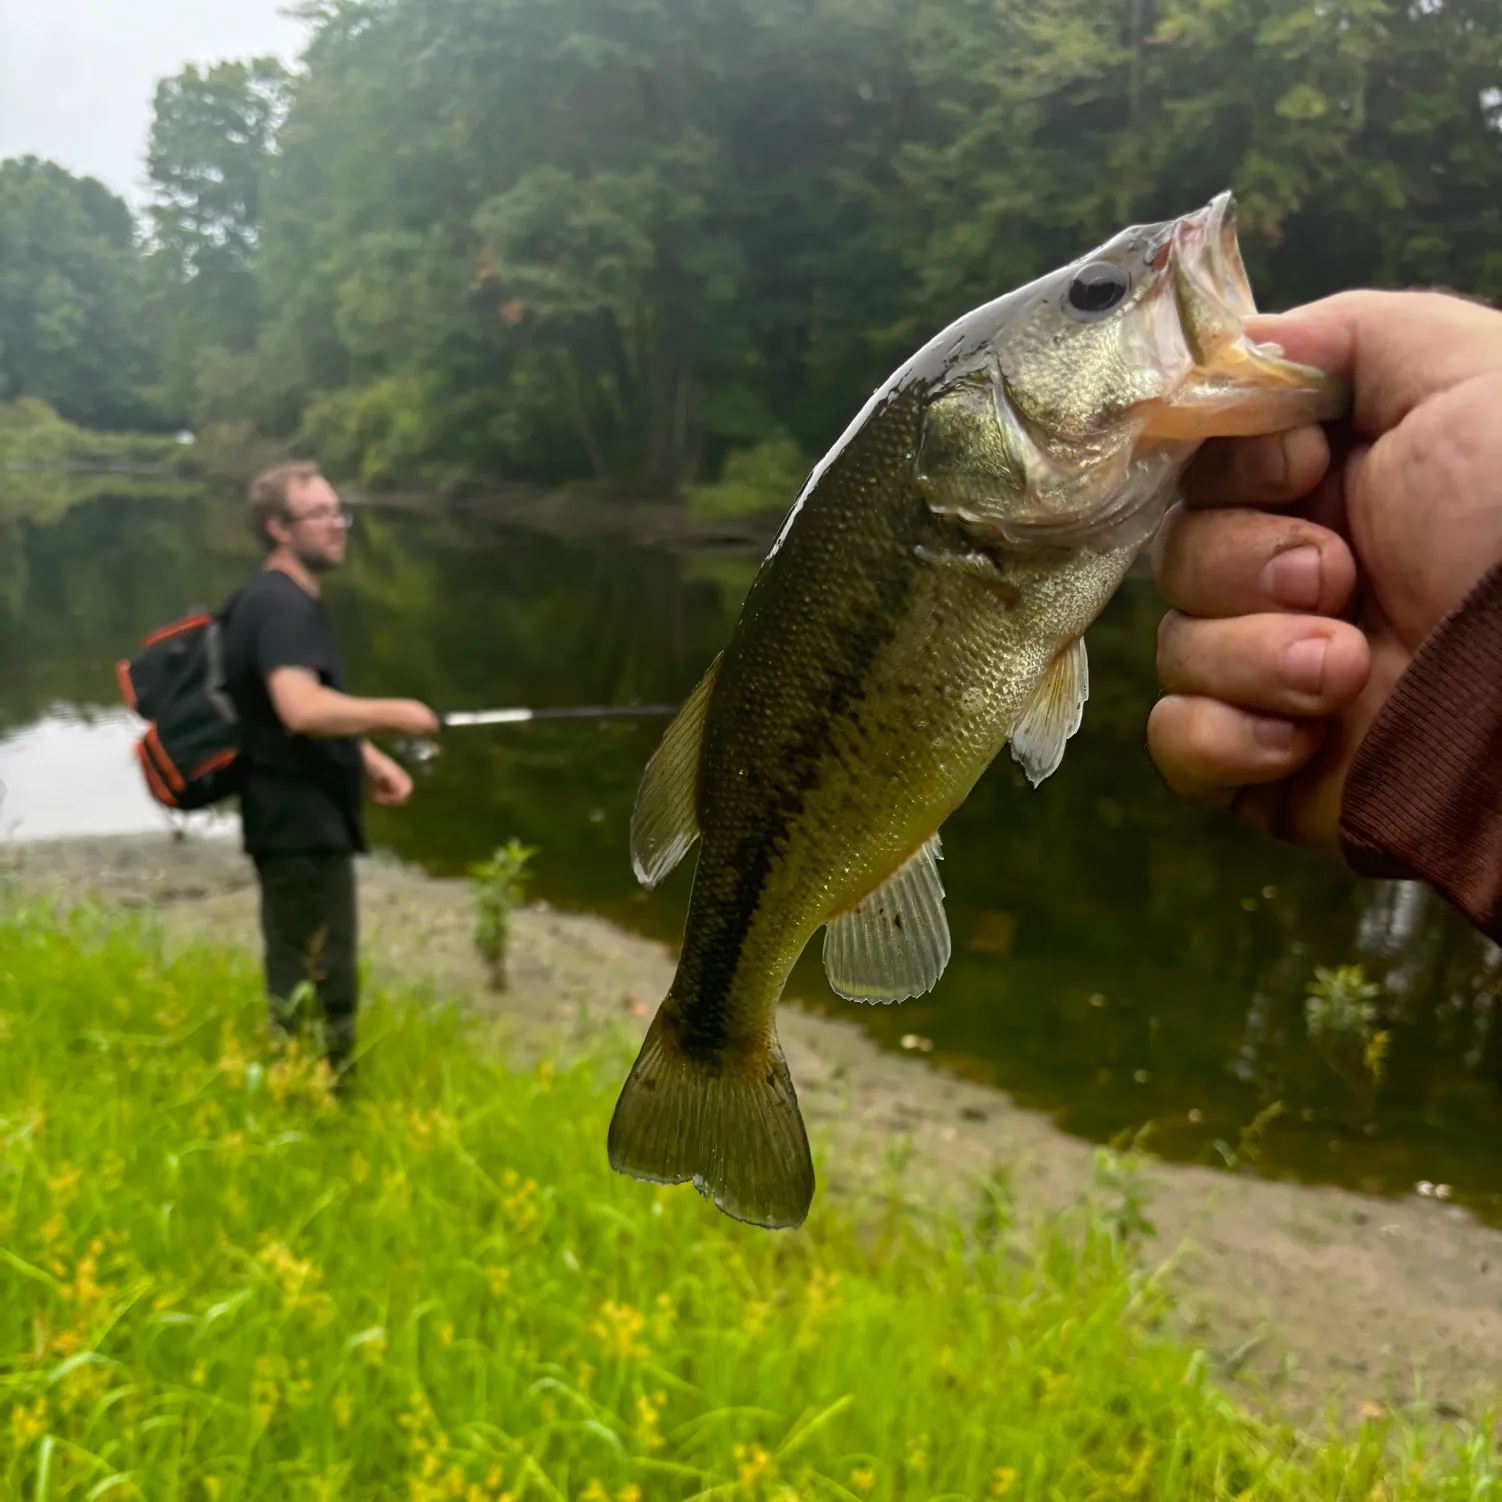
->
xmin=0 ymin=158 xmax=155 ymax=430
xmin=146 ymin=58 xmax=291 ymax=421
xmin=75 ymin=0 xmax=1502 ymax=489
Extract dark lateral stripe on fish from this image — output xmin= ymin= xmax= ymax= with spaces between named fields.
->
xmin=673 ymin=451 xmax=927 ymax=1038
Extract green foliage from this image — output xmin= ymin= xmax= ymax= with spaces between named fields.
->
xmin=144 ymin=58 xmax=291 ymax=423
xmin=303 ymin=372 xmax=470 ymax=489
xmin=3 ymin=906 xmax=1501 ymax=1498
xmin=0 ymin=399 xmax=195 ymax=526
xmin=0 ymin=159 xmax=156 ymax=430
xmin=1305 ymin=964 xmax=1390 ymax=1097
xmin=1304 ymin=964 xmax=1381 ymax=1045
xmin=469 ymin=839 xmax=538 ymax=990
xmin=10 ymin=0 xmax=1502 ymax=490
xmin=685 ymin=434 xmax=812 ymax=520
xmin=221 ymin=0 xmax=1502 ymax=492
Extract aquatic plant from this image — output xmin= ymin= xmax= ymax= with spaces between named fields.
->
xmin=1304 ymin=964 xmax=1381 ymax=1044
xmin=1305 ymin=964 xmax=1391 ymax=1095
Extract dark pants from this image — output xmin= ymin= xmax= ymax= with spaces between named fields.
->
xmin=254 ymin=853 xmax=359 ymax=1072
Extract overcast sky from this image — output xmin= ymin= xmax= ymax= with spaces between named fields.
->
xmin=0 ymin=0 xmax=307 ymax=204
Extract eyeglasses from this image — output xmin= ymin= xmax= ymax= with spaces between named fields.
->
xmin=290 ymin=507 xmax=353 ymax=529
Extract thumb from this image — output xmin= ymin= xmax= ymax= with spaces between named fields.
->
xmin=1246 ymin=289 xmax=1502 ymax=438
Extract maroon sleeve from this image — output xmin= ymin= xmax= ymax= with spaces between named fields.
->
xmin=1341 ymin=560 xmax=1502 ymax=943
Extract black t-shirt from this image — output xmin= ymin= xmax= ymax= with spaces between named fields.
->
xmin=223 ymin=569 xmax=366 ymax=858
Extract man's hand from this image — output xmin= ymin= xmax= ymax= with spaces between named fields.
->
xmin=363 ymin=744 xmax=415 ymax=808
xmin=1148 ymin=290 xmax=1502 ymax=858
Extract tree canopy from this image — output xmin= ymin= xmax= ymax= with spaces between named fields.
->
xmin=0 ymin=158 xmax=155 ymax=431
xmin=2 ymin=0 xmax=1499 ymax=497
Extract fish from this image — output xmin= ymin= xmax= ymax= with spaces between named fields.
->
xmin=608 ymin=192 xmax=1347 ymax=1230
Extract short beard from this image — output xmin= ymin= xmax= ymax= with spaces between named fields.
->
xmin=294 ymin=541 xmax=340 ymax=575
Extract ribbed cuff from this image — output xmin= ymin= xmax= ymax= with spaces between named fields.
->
xmin=1341 ymin=561 xmax=1502 ymax=944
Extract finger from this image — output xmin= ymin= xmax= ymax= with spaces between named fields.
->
xmin=1152 ymin=505 xmax=1358 ymax=619
xmin=1157 ymin=612 xmax=1371 ymax=716
xmin=1246 ymin=290 xmax=1502 ymax=437
xmin=1146 ymin=695 xmax=1326 ymax=807
xmin=1180 ymin=424 xmax=1330 ymax=511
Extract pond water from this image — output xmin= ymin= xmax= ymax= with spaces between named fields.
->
xmin=3 ymin=490 xmax=1499 ymax=1214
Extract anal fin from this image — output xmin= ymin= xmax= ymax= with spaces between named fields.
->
xmin=630 ymin=653 xmax=721 ymax=888
xmin=822 ymin=832 xmax=951 ymax=1004
xmin=1009 ymin=637 xmax=1088 ymax=787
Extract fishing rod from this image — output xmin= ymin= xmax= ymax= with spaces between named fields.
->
xmin=395 ymin=701 xmax=679 ymax=768
xmin=440 ymin=703 xmax=678 ymax=727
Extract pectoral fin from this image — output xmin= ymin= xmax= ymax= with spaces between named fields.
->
xmin=822 ymin=832 xmax=951 ymax=1004
xmin=630 ymin=654 xmax=721 ymax=889
xmin=1009 ymin=637 xmax=1088 ymax=787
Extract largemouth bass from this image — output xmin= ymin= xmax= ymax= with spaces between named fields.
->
xmin=610 ymin=193 xmax=1346 ymax=1230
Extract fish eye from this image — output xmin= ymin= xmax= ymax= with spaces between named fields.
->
xmin=1066 ymin=262 xmax=1131 ymax=318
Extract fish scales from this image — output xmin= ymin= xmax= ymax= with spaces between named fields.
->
xmin=684 ymin=391 xmax=1135 ymax=1032
xmin=609 ymin=192 xmax=1349 ymax=1229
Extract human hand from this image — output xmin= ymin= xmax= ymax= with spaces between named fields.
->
xmin=388 ymin=700 xmax=441 ymax=738
xmin=364 ymin=744 xmax=415 ymax=807
xmin=1148 ymin=289 xmax=1502 ymax=858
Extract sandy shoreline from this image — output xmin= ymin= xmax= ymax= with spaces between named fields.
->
xmin=5 ymin=830 xmax=1501 ymax=1424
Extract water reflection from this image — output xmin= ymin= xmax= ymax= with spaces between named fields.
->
xmin=3 ymin=490 xmax=1499 ymax=1215
xmin=0 ymin=709 xmax=235 ymax=841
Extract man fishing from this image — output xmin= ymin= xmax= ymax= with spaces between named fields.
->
xmin=224 ymin=462 xmax=439 ymax=1079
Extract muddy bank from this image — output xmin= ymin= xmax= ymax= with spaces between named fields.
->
xmin=5 ymin=830 xmax=1501 ymax=1424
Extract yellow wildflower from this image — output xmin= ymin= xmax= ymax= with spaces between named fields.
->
xmin=49 ymin=1162 xmax=83 ymax=1207
xmin=590 ymin=1300 xmax=648 ymax=1362
xmin=734 ymin=1443 xmax=774 ymax=1492
xmin=9 ymin=1396 xmax=48 ymax=1450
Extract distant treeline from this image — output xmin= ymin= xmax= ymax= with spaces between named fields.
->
xmin=2 ymin=0 xmax=1499 ymax=500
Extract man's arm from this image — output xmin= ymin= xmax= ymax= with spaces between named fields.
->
xmin=267 ymin=667 xmax=439 ymax=740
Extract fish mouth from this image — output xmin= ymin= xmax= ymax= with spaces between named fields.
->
xmin=1139 ymin=192 xmax=1348 ymax=440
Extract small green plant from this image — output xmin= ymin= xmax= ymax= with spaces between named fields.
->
xmin=1304 ymin=964 xmax=1380 ymax=1043
xmin=469 ymin=838 xmax=537 ymax=990
xmin=1305 ymin=964 xmax=1390 ymax=1096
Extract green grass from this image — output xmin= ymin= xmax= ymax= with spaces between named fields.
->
xmin=0 ymin=906 xmax=1497 ymax=1501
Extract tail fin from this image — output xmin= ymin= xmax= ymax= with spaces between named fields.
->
xmin=607 ymin=996 xmax=814 ymax=1230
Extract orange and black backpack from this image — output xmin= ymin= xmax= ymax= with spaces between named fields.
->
xmin=117 ymin=593 xmax=245 ymax=810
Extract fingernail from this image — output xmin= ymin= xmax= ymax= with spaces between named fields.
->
xmin=1253 ymin=716 xmax=1297 ymax=751
xmin=1280 ymin=637 xmax=1328 ymax=695
xmin=1262 ymin=546 xmax=1321 ymax=609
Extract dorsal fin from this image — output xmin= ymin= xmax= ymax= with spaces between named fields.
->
xmin=630 ymin=654 xmax=722 ymax=889
xmin=821 ymin=832 xmax=950 ymax=1004
xmin=1009 ymin=636 xmax=1088 ymax=787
